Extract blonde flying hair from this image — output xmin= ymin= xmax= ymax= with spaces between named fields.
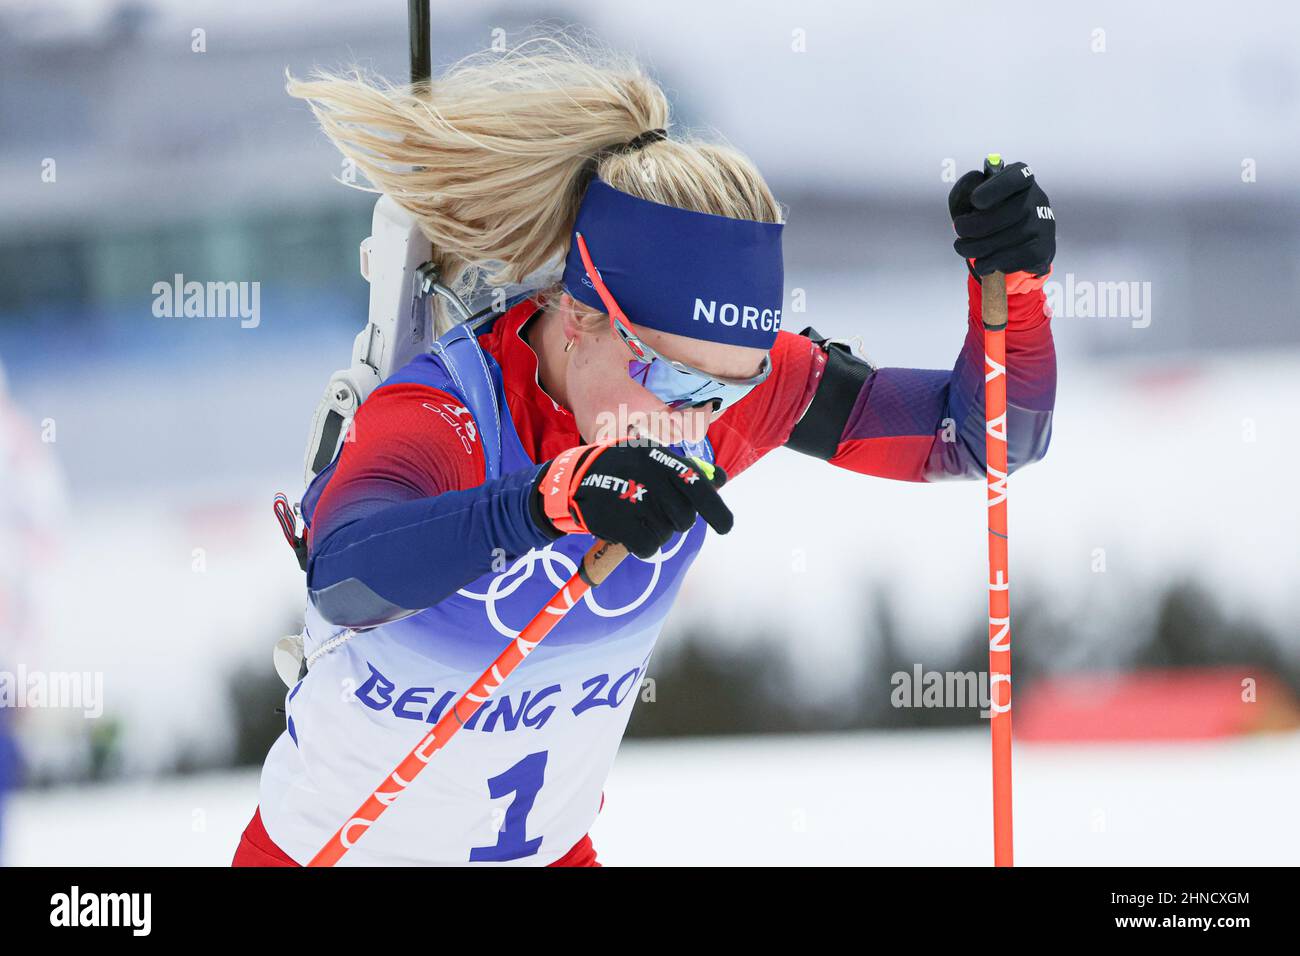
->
xmin=287 ymin=30 xmax=783 ymax=334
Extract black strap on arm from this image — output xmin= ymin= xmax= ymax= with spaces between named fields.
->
xmin=784 ymin=326 xmax=876 ymax=461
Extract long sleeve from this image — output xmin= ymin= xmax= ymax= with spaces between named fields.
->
xmin=833 ymin=277 xmax=1056 ymax=481
xmin=305 ymin=382 xmax=557 ymax=629
xmin=709 ymin=275 xmax=1057 ymax=483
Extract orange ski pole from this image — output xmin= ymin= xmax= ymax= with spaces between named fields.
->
xmin=981 ymin=153 xmax=1015 ymax=867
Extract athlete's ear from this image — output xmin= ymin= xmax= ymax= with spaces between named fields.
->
xmin=557 ymin=293 xmax=587 ymax=345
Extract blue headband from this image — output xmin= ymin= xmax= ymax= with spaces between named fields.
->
xmin=561 ymin=179 xmax=785 ymax=350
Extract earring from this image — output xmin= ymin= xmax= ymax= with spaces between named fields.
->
xmin=564 ymin=338 xmax=575 ymax=353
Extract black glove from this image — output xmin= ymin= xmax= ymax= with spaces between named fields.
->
xmin=530 ymin=441 xmax=732 ymax=559
xmin=948 ymin=161 xmax=1055 ymax=279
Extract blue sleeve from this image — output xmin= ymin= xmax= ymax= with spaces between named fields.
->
xmin=307 ymin=463 xmax=556 ymax=629
xmin=302 ymin=380 xmax=558 ymax=629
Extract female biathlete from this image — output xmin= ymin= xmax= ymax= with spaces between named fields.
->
xmin=234 ymin=38 xmax=1058 ymax=867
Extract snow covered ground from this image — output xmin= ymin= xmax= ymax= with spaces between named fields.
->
xmin=6 ymin=727 xmax=1298 ymax=866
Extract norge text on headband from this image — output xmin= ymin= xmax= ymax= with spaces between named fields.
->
xmin=560 ymin=179 xmax=785 ymax=351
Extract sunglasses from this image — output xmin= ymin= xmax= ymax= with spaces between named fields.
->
xmin=574 ymin=232 xmax=771 ymax=414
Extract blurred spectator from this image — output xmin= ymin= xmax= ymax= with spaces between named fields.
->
xmin=0 ymin=358 xmax=67 ymax=862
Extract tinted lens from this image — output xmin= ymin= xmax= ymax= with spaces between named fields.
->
xmin=629 ymin=358 xmax=758 ymax=412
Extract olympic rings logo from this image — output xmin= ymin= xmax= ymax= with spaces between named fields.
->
xmin=455 ymin=531 xmax=693 ymax=638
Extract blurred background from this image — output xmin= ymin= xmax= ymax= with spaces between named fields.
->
xmin=0 ymin=0 xmax=1297 ymax=865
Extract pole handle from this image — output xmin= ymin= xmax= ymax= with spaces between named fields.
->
xmin=579 ymin=540 xmax=629 ymax=587
xmin=980 ymin=153 xmax=1010 ymax=330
